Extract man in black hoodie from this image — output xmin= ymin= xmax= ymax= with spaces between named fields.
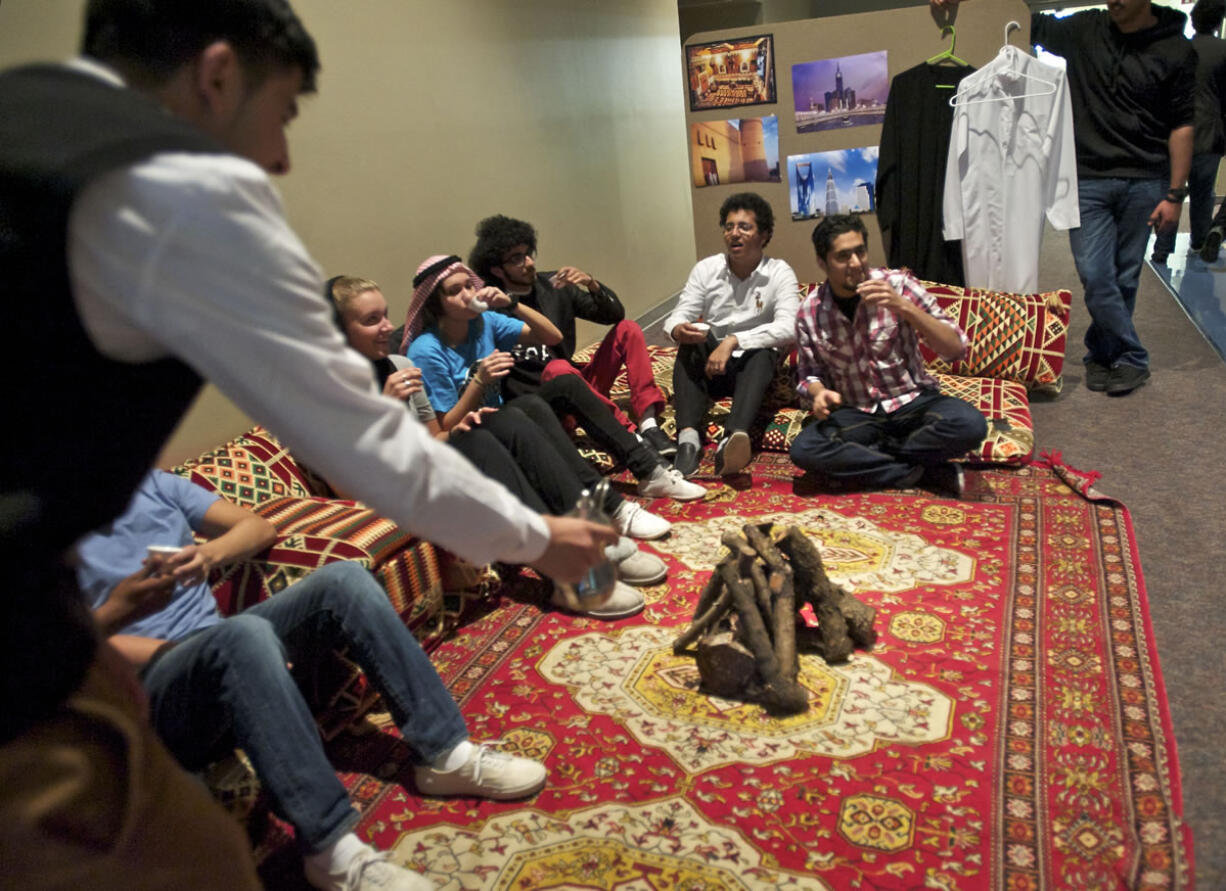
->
xmin=932 ymin=0 xmax=1196 ymax=396
xmin=1153 ymin=0 xmax=1226 ymax=264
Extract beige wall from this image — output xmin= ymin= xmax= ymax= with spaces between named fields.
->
xmin=685 ymin=0 xmax=1031 ymax=283
xmin=0 ymin=0 xmax=696 ymax=465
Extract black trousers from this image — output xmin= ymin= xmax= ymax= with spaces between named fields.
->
xmin=672 ymin=338 xmax=780 ymax=436
xmin=533 ymin=375 xmax=660 ymax=480
xmin=448 ymin=395 xmax=620 ymax=516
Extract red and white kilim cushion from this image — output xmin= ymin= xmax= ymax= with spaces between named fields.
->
xmin=917 ymin=282 xmax=1072 ymax=394
xmin=571 ymin=343 xmax=1034 ymax=466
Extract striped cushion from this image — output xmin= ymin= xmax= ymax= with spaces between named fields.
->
xmin=171 ymin=425 xmax=322 ymax=506
xmin=916 ymin=283 xmax=1072 ymax=394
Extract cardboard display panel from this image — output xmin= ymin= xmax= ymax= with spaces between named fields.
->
xmin=683 ymin=0 xmax=1031 ymax=283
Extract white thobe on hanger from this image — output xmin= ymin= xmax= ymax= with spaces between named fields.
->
xmin=943 ymin=45 xmax=1079 ymax=293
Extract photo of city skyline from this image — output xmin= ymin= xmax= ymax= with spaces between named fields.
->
xmin=786 ymin=146 xmax=878 ymax=220
xmin=791 ymin=51 xmax=889 ymax=133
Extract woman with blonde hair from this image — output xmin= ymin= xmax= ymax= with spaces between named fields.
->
xmin=328 ymin=275 xmax=668 ymax=619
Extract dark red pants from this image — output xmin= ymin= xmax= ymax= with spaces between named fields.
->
xmin=541 ymin=320 xmax=665 ymax=433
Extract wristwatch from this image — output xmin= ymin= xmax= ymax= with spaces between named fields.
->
xmin=1165 ymin=186 xmax=1189 ymax=203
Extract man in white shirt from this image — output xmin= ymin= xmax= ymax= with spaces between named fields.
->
xmin=662 ymin=192 xmax=799 ymax=478
xmin=0 ymin=2 xmax=613 ymax=888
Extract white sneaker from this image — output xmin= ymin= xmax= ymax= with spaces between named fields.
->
xmin=638 ymin=464 xmax=707 ymax=502
xmin=606 ymin=536 xmax=667 ymax=586
xmin=305 ymin=845 xmax=436 ymax=891
xmin=612 ymin=499 xmax=671 ymax=540
xmin=414 ymin=742 xmax=547 ymax=800
xmin=550 ymin=579 xmax=645 ymax=619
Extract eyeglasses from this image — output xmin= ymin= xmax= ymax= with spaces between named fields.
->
xmin=501 ymin=250 xmax=534 ymax=268
xmin=721 ymin=222 xmax=757 ymax=234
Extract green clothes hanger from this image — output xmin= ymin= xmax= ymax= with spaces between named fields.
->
xmin=927 ymin=25 xmax=970 ymax=87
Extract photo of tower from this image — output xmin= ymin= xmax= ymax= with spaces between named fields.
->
xmin=792 ymin=51 xmax=888 ymax=134
xmin=824 ymin=169 xmax=839 ymax=217
xmin=787 ymin=146 xmax=878 ymax=220
xmin=689 ymin=115 xmax=781 ymax=188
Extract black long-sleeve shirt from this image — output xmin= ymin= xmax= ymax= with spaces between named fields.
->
xmin=500 ymin=271 xmax=624 ymax=400
xmin=1031 ymin=6 xmax=1196 ymax=179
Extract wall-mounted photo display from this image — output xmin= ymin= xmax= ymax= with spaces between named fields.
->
xmin=690 ymin=115 xmax=779 ymax=188
xmin=791 ymin=51 xmax=888 ymax=133
xmin=686 ymin=34 xmax=777 ymax=112
xmin=787 ymin=146 xmax=879 ymax=221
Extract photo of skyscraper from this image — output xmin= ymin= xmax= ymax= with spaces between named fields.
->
xmin=791 ymin=51 xmax=888 ymax=134
xmin=787 ymin=146 xmax=879 ymax=220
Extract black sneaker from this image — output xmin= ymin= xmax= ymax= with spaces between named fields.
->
xmin=1202 ymin=226 xmax=1224 ymax=263
xmin=1106 ymin=364 xmax=1150 ymax=396
xmin=1150 ymin=252 xmax=1169 ymax=265
xmin=1085 ymin=361 xmax=1109 ymax=392
xmin=673 ymin=441 xmax=701 ymax=478
xmin=713 ymin=430 xmax=751 ymax=476
xmin=640 ymin=425 xmax=677 ymax=458
xmin=919 ymin=462 xmax=965 ymax=498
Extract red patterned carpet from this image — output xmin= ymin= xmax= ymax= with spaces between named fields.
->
xmin=257 ymin=456 xmax=1193 ymax=890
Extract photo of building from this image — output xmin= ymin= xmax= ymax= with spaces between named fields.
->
xmin=792 ymin=50 xmax=889 ymax=133
xmin=686 ymin=33 xmax=776 ymax=111
xmin=787 ymin=146 xmax=878 ymax=219
xmin=690 ymin=115 xmax=780 ymax=188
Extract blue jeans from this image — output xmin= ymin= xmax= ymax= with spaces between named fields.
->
xmin=789 ymin=391 xmax=987 ymax=489
xmin=141 ymin=561 xmax=468 ymax=853
xmin=1069 ymin=176 xmax=1164 ymax=370
xmin=1153 ymin=152 xmax=1222 ymax=256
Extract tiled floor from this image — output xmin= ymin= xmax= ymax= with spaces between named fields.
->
xmin=1146 ymin=230 xmax=1226 ymax=362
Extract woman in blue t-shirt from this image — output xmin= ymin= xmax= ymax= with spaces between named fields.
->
xmin=328 ymin=273 xmax=674 ymax=618
xmin=403 ymin=255 xmax=707 ymax=507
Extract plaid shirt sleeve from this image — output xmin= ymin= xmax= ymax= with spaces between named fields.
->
xmin=794 ymin=289 xmax=827 ymax=404
xmin=902 ymin=275 xmax=970 ymax=360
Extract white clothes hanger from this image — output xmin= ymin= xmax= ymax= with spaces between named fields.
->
xmin=949 ymin=21 xmax=1058 ymax=107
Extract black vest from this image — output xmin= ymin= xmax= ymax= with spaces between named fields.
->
xmin=0 ymin=64 xmax=222 ymax=740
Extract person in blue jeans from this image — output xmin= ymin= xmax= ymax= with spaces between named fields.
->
xmin=77 ymin=470 xmax=546 ymax=891
xmin=790 ymin=215 xmax=986 ymax=496
xmin=1152 ymin=0 xmax=1226 ymax=265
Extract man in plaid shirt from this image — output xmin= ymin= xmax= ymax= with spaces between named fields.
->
xmin=790 ymin=215 xmax=987 ymax=496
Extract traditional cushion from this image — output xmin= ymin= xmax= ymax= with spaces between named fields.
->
xmin=932 ymin=373 xmax=1034 ymax=463
xmin=171 ymin=425 xmax=327 ymax=507
xmin=205 ymin=495 xmax=446 ymax=637
xmin=916 ymin=282 xmax=1072 ymax=394
xmin=569 ymin=343 xmax=1032 ymax=466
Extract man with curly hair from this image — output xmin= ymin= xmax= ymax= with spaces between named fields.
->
xmin=469 ymin=215 xmax=674 ymax=457
xmin=662 ymin=192 xmax=799 ymax=478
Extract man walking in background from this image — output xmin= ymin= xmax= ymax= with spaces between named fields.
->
xmin=1152 ymin=0 xmax=1226 ymax=264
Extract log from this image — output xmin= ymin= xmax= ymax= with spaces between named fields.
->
xmin=691 ymin=565 xmax=727 ymax=618
xmin=673 ymin=575 xmax=733 ymax=654
xmin=743 ymin=523 xmax=788 ymax=575
xmin=694 ymin=631 xmax=757 ymax=697
xmin=771 ymin=570 xmax=800 ymax=679
xmin=747 ymin=559 xmax=774 ymax=630
xmin=779 ymin=526 xmax=878 ymax=649
xmin=717 ymin=562 xmax=807 ymax=713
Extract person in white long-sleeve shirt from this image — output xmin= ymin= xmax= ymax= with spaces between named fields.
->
xmin=0 ymin=2 xmax=613 ymax=889
xmin=661 ymin=192 xmax=799 ymax=479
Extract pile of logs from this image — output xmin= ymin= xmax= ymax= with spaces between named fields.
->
xmin=672 ymin=523 xmax=878 ymax=714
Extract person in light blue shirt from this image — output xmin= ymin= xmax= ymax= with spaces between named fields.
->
xmin=77 ymin=470 xmax=547 ymax=891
